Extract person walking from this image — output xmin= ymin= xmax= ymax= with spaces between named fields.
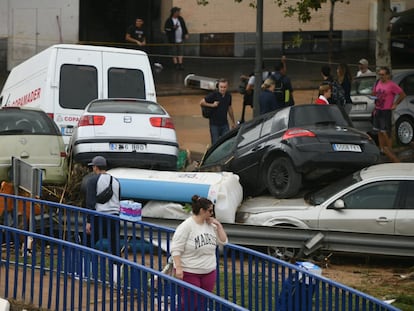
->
xmin=125 ymin=17 xmax=147 ymax=50
xmin=164 ymin=7 xmax=189 ymax=70
xmin=171 ymin=195 xmax=228 ymax=310
xmin=337 ymin=63 xmax=353 ymax=112
xmin=270 ymin=57 xmax=295 ymax=107
xmin=259 ymin=78 xmax=279 ymax=114
xmin=372 ymin=66 xmax=406 ymax=163
xmin=200 ymin=78 xmax=236 ymax=145
xmin=238 ymin=62 xmax=271 ymax=123
xmin=84 ymin=156 xmax=121 ymax=256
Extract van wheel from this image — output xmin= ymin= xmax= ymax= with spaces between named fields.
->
xmin=266 ymin=157 xmax=302 ymax=198
xmin=396 ymin=116 xmax=414 ymax=145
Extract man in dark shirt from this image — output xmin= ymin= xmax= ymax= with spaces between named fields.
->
xmin=270 ymin=59 xmax=295 ymax=108
xmin=125 ymin=18 xmax=146 ymax=50
xmin=200 ymin=79 xmax=236 ymax=145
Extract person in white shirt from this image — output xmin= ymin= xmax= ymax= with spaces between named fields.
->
xmin=171 ymin=195 xmax=227 ymax=310
xmin=164 ymin=7 xmax=189 ymax=70
xmin=85 ymin=156 xmax=121 ymax=256
xmin=356 ymin=58 xmax=373 ymax=77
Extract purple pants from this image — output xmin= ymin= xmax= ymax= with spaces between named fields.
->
xmin=180 ymin=270 xmax=216 ymax=310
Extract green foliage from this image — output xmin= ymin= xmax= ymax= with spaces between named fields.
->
xmin=195 ymin=0 xmax=352 ymax=23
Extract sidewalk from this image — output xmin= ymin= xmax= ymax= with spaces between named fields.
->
xmin=152 ymin=56 xmax=327 ymax=96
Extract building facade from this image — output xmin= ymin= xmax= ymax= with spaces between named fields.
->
xmin=0 ymin=0 xmax=411 ymax=71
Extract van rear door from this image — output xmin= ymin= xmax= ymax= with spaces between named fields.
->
xmin=53 ymin=47 xmax=102 ymax=145
xmin=102 ymin=51 xmax=156 ymax=101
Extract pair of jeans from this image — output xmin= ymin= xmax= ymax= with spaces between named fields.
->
xmin=210 ymin=124 xmax=229 ymax=145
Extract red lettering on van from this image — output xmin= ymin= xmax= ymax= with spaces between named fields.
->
xmin=63 ymin=116 xmax=80 ymax=122
xmin=11 ymin=88 xmax=41 ymax=107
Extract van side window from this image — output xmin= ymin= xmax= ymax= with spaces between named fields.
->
xmin=108 ymin=68 xmax=146 ymax=99
xmin=60 ymin=65 xmax=98 ymax=109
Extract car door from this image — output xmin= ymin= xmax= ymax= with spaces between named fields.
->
xmin=395 ymin=180 xmax=414 ymax=235
xmin=231 ymin=117 xmax=272 ymax=185
xmin=398 ymin=72 xmax=414 ymax=109
xmin=317 ymin=180 xmax=402 ymax=234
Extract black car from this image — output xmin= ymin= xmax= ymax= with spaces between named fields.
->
xmin=390 ymin=8 xmax=414 ymax=56
xmin=198 ymin=104 xmax=380 ymax=198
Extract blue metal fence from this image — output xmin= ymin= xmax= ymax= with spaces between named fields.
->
xmin=0 ymin=193 xmax=400 ymax=311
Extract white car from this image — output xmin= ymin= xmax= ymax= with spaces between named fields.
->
xmin=69 ymin=98 xmax=179 ymax=170
xmin=237 ymin=163 xmax=414 ymax=236
xmin=349 ymin=69 xmax=414 ymax=145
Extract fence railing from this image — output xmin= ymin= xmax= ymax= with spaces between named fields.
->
xmin=0 ymin=193 xmax=400 ymax=311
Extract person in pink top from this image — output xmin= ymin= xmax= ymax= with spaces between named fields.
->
xmin=315 ymin=83 xmax=331 ymax=105
xmin=372 ymin=66 xmax=406 ymax=162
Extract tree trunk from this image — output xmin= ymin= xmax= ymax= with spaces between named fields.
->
xmin=376 ymin=0 xmax=392 ymax=70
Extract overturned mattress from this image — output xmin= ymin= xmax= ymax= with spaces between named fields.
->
xmin=107 ymin=168 xmax=243 ymax=223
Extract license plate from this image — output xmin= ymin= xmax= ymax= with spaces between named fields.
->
xmin=351 ymin=103 xmax=367 ymax=111
xmin=332 ymin=144 xmax=362 ymax=152
xmin=61 ymin=127 xmax=74 ymax=136
xmin=109 ymin=143 xmax=146 ymax=151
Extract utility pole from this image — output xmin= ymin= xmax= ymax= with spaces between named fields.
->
xmin=253 ymin=0 xmax=263 ymax=118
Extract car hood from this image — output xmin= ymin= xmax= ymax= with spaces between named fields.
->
xmin=237 ymin=195 xmax=310 ymax=214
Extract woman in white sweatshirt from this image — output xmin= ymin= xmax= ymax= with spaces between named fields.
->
xmin=171 ymin=195 xmax=228 ymax=309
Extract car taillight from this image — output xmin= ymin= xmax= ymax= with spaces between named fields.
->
xmin=60 ymin=152 xmax=67 ymax=158
xmin=78 ymin=115 xmax=106 ymax=127
xmin=282 ymin=128 xmax=316 ymax=140
xmin=47 ymin=113 xmax=54 ymax=120
xmin=150 ymin=117 xmax=175 ymax=129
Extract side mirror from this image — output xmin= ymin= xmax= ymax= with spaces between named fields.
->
xmin=333 ymin=199 xmax=345 ymax=209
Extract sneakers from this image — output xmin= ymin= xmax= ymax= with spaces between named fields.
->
xmin=175 ymin=63 xmax=184 ymax=70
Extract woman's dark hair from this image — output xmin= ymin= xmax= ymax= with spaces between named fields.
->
xmin=321 ymin=65 xmax=331 ymax=77
xmin=379 ymin=66 xmax=391 ymax=75
xmin=191 ymin=195 xmax=213 ymax=215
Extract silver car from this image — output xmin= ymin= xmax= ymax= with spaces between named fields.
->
xmin=237 ymin=163 xmax=414 ymax=236
xmin=349 ymin=69 xmax=414 ymax=145
xmin=0 ymin=106 xmax=68 ymax=184
xmin=69 ymin=98 xmax=179 ymax=170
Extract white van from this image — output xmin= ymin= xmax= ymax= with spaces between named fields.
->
xmin=0 ymin=44 xmax=156 ymax=146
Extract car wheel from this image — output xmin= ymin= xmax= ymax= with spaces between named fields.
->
xmin=266 ymin=157 xmax=302 ymax=198
xmin=396 ymin=116 xmax=414 ymax=145
xmin=267 ymin=246 xmax=298 ymax=261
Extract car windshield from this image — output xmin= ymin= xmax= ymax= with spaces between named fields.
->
xmin=0 ymin=109 xmax=58 ymax=135
xmin=289 ymin=105 xmax=351 ymax=127
xmin=88 ymin=101 xmax=166 ymax=115
xmin=306 ymin=170 xmax=362 ymax=205
xmin=350 ymin=76 xmax=377 ymax=96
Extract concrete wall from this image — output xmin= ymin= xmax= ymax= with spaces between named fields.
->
xmin=6 ymin=0 xmax=79 ymax=70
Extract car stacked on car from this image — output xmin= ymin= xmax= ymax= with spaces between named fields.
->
xmin=198 ymin=104 xmax=380 ymax=198
xmin=69 ymin=98 xmax=179 ymax=171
